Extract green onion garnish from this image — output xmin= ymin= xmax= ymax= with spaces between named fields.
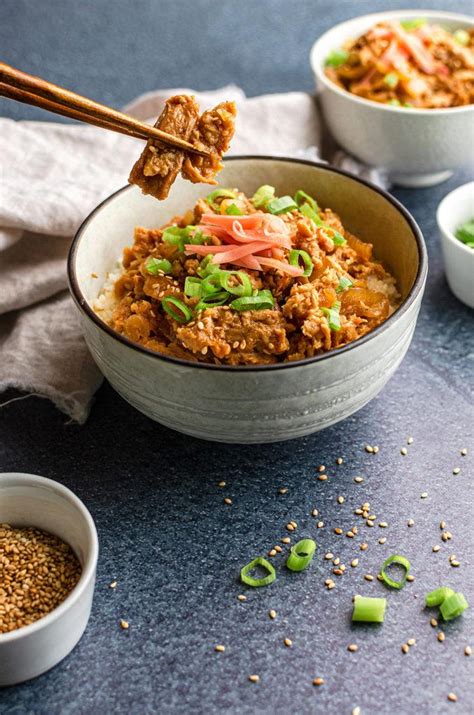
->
xmin=380 ymin=554 xmax=410 ymax=590
xmin=240 ymin=557 xmax=276 ymax=587
xmin=388 ymin=99 xmax=401 ymax=107
xmin=231 ymin=290 xmax=274 ymax=311
xmin=162 ymin=225 xmax=199 ymax=252
xmin=336 ymin=275 xmax=353 ymax=293
xmin=384 ymin=72 xmax=399 ymax=89
xmin=400 ymin=18 xmax=427 ymax=31
xmin=425 ymin=587 xmax=455 ymax=608
xmin=403 ymin=102 xmax=414 ymax=108
xmin=252 ymin=184 xmax=275 ymax=208
xmin=325 ymin=49 xmax=349 ymax=67
xmin=455 ymin=218 xmax=474 ymax=248
xmin=184 ymin=276 xmax=204 ymax=298
xmin=453 ymin=29 xmax=469 ymax=46
xmin=286 ymin=538 xmax=316 ymax=572
xmin=161 ymin=296 xmax=193 ymax=323
xmin=440 ymin=592 xmax=469 ymax=621
xmin=352 ymin=595 xmax=387 ymax=623
xmin=266 ymin=196 xmax=298 ymax=215
xmin=321 ymin=301 xmax=341 ymax=331
xmin=145 ymin=257 xmax=172 ymax=275
xmin=289 ymin=249 xmax=313 ymax=277
xmin=300 ymin=201 xmax=322 ymax=226
xmin=294 ymin=190 xmax=319 ymax=215
xmin=225 ymin=203 xmax=244 ymax=216
xmin=202 ymin=272 xmax=224 ymax=295
xmin=323 ymin=227 xmax=346 ymax=246
xmin=197 ymin=255 xmax=221 ymax=278
xmin=206 ymin=188 xmax=237 ymax=211
xmin=196 ymin=291 xmax=229 ymax=311
xmin=188 ymin=230 xmax=209 ymax=245
xmin=220 ymin=270 xmax=253 ymax=297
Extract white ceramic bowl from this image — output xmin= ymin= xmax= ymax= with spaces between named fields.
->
xmin=437 ymin=181 xmax=474 ymax=308
xmin=68 ymin=156 xmax=427 ymax=443
xmin=310 ymin=10 xmax=474 ymax=187
xmin=0 ymin=473 xmax=98 ymax=686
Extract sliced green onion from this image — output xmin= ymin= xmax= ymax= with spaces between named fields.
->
xmin=425 ymin=587 xmax=455 ymax=608
xmin=252 ymin=185 xmax=275 ymax=208
xmin=388 ymin=99 xmax=401 ymax=107
xmin=286 ymin=538 xmax=316 ymax=572
xmin=220 ymin=271 xmax=253 ymax=297
xmin=300 ymin=201 xmax=322 ymax=226
xmin=319 ymin=226 xmax=346 ymax=246
xmin=266 ymin=196 xmax=298 ymax=215
xmin=197 ymin=255 xmax=221 ymax=278
xmin=231 ymin=290 xmax=274 ymax=311
xmin=336 ymin=275 xmax=353 ymax=293
xmin=384 ymin=72 xmax=399 ymax=89
xmin=184 ymin=276 xmax=204 ymax=298
xmin=456 ymin=219 xmax=474 ymax=245
xmin=196 ymin=291 xmax=229 ymax=311
xmin=161 ymin=296 xmax=193 ymax=323
xmin=352 ymin=595 xmax=387 ymax=623
xmin=145 ymin=257 xmax=172 ymax=275
xmin=240 ymin=557 xmax=276 ymax=587
xmin=325 ymin=48 xmax=349 ymax=67
xmin=454 ymin=29 xmax=470 ymax=46
xmin=201 ymin=272 xmax=225 ymax=295
xmin=162 ymin=225 xmax=198 ymax=252
xmin=440 ymin=592 xmax=469 ymax=621
xmin=289 ymin=249 xmax=313 ymax=277
xmin=400 ymin=18 xmax=427 ymax=31
xmin=380 ymin=554 xmax=411 ymax=590
xmin=206 ymin=188 xmax=237 ymax=211
xmin=403 ymin=102 xmax=414 ymax=108
xmin=188 ymin=230 xmax=209 ymax=245
xmin=295 ymin=190 xmax=319 ymax=215
xmin=225 ymin=203 xmax=243 ymax=216
xmin=321 ymin=301 xmax=341 ymax=331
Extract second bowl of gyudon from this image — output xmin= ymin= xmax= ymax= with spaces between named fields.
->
xmin=68 ymin=157 xmax=427 ymax=443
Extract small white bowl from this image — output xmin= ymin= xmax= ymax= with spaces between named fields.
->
xmin=437 ymin=181 xmax=474 ymax=309
xmin=310 ymin=10 xmax=474 ymax=187
xmin=0 ymin=473 xmax=98 ymax=686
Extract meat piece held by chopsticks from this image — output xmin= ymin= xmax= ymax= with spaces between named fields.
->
xmin=128 ymin=95 xmax=236 ymax=200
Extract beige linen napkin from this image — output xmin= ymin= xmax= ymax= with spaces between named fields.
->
xmin=0 ymin=86 xmax=385 ymax=423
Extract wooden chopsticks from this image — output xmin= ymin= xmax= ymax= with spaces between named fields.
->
xmin=0 ymin=62 xmax=210 ymax=157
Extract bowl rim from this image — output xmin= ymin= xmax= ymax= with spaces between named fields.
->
xmin=310 ymin=9 xmax=474 ymax=117
xmin=0 ymin=472 xmax=99 ymax=645
xmin=437 ymin=180 xmax=474 ymax=257
xmin=67 ymin=155 xmax=428 ymax=372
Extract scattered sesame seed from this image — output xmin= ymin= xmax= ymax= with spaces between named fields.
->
xmin=327 ymin=582 xmax=335 ymax=590
xmin=274 ymin=545 xmax=282 ymax=553
xmin=311 ymin=508 xmax=319 ymax=517
xmin=364 ymin=574 xmax=374 ymax=582
xmin=269 ymin=609 xmax=277 ymax=620
xmin=433 ymin=545 xmax=441 ymax=552
xmin=347 ymin=531 xmax=355 ymax=538
xmin=284 ymin=638 xmax=293 ymax=648
xmin=465 ymin=646 xmax=472 ymax=656
xmin=333 ymin=557 xmax=340 ymax=565
xmin=400 ymin=447 xmax=408 ymax=456
xmin=406 ymin=575 xmax=415 ymax=582
xmin=313 ymin=677 xmax=325 ymax=686
xmin=352 ymin=708 xmax=361 ymax=715
xmin=438 ymin=632 xmax=445 ymax=642
xmin=317 ymin=521 xmax=325 ymax=529
xmin=453 ymin=467 xmax=461 ymax=475
xmin=447 ymin=693 xmax=457 ymax=702
xmin=281 ymin=537 xmax=291 ymax=544
xmin=354 ymin=476 xmax=364 ymax=483
xmin=379 ymin=522 xmax=388 ymax=528
xmin=378 ymin=537 xmax=387 ymax=544
xmin=325 ymin=552 xmax=334 ymax=560
xmin=337 ymin=495 xmax=345 ymax=504
xmin=215 ymin=645 xmax=225 ymax=652
xmin=224 ymin=497 xmax=232 ymax=505
xmin=334 ymin=528 xmax=343 ymax=535
xmin=407 ymin=437 xmax=414 ymax=444
xmin=407 ymin=638 xmax=416 ymax=646
xmin=318 ymin=465 xmax=326 ymax=472
xmin=218 ymin=481 xmax=226 ymax=487
xmin=318 ymin=474 xmax=328 ymax=481
xmin=430 ymin=618 xmax=438 ymax=627
xmin=109 ymin=581 xmax=117 ymax=589
xmin=366 ymin=520 xmax=374 ymax=527
xmin=249 ymin=675 xmax=260 ymax=683
xmin=421 ymin=492 xmax=428 ymax=499
xmin=351 ymin=559 xmax=359 ymax=567
xmin=91 ymin=272 xmax=98 ymax=278
xmin=355 ymin=508 xmax=363 ymax=515
xmin=286 ymin=523 xmax=295 ymax=532
xmin=440 ymin=520 xmax=446 ymax=529
xmin=290 ymin=521 xmax=297 ymax=528
xmin=450 ymin=560 xmax=461 ymax=567
xmin=461 ymin=448 xmax=467 ymax=456
xmin=360 ymin=543 xmax=368 ymax=551
xmin=348 ymin=644 xmax=358 ymax=652
xmin=373 ymin=446 xmax=379 ymax=454
xmin=237 ymin=594 xmax=247 ymax=602
xmin=333 ymin=568 xmax=343 ymax=576
xmin=268 ymin=549 xmax=277 ymax=557
xmin=407 ymin=519 xmax=415 ymax=527
xmin=336 ymin=457 xmax=343 ymax=465
xmin=365 ymin=445 xmax=374 ymax=453
xmin=401 ymin=643 xmax=409 ymax=654
xmin=120 ymin=619 xmax=129 ymax=630
xmin=278 ymin=487 xmax=288 ymax=495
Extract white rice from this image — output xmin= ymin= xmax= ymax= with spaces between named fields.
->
xmin=93 ymin=259 xmax=123 ymax=324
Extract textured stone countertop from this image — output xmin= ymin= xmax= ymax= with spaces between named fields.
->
xmin=0 ymin=1 xmax=473 ymax=713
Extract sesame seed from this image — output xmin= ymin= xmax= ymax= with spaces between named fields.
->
xmin=318 ymin=474 xmax=328 ymax=481
xmin=268 ymin=549 xmax=277 ymax=557
xmin=317 ymin=521 xmax=325 ymax=528
xmin=352 ymin=708 xmax=361 ymax=715
xmin=433 ymin=545 xmax=441 ymax=552
xmin=355 ymin=508 xmax=363 ymax=515
xmin=407 ymin=437 xmax=414 ymax=444
xmin=421 ymin=492 xmax=428 ymax=499
xmin=440 ymin=520 xmax=446 ymax=529
xmin=401 ymin=643 xmax=409 ymax=654
xmin=120 ymin=619 xmax=129 ymax=630
xmin=312 ymin=508 xmax=319 ymax=517
xmin=451 ymin=560 xmax=461 ymax=567
xmin=407 ymin=638 xmax=416 ymax=646
xmin=290 ymin=521 xmax=297 ymax=528
xmin=284 ymin=638 xmax=292 ymax=648
xmin=333 ymin=568 xmax=343 ymax=576
xmin=274 ymin=545 xmax=282 ymax=553
xmin=366 ymin=520 xmax=374 ymax=527
xmin=461 ymin=448 xmax=467 ymax=456
xmin=281 ymin=537 xmax=291 ymax=544
xmin=318 ymin=465 xmax=326 ymax=472
xmin=438 ymin=632 xmax=445 ymax=642
xmin=327 ymin=582 xmax=335 ymax=590
xmin=313 ymin=677 xmax=325 ymax=686
xmin=351 ymin=559 xmax=359 ymax=567
xmin=325 ymin=552 xmax=334 ymax=560
xmin=249 ymin=675 xmax=260 ymax=683
xmin=347 ymin=531 xmax=355 ymax=538
xmin=269 ymin=609 xmax=277 ymax=620
xmin=197 ymin=321 xmax=204 ymax=330
xmin=354 ymin=476 xmax=364 ymax=483
xmin=215 ymin=645 xmax=225 ymax=652
xmin=348 ymin=644 xmax=358 ymax=652
xmin=379 ymin=522 xmax=388 ymax=528
xmin=430 ymin=618 xmax=438 ymax=627
xmin=453 ymin=467 xmax=460 ymax=475
xmin=336 ymin=457 xmax=343 ymax=465
xmin=364 ymin=574 xmax=374 ymax=582
xmin=278 ymin=487 xmax=288 ymax=495
xmin=407 ymin=519 xmax=415 ymax=527
xmin=337 ymin=496 xmax=345 ymax=504
xmin=224 ymin=497 xmax=232 ymax=505
xmin=447 ymin=693 xmax=457 ymax=702
xmin=333 ymin=557 xmax=340 ymax=565
xmin=400 ymin=447 xmax=408 ymax=456
xmin=109 ymin=581 xmax=117 ymax=589
xmin=286 ymin=523 xmax=295 ymax=532
xmin=365 ymin=445 xmax=374 ymax=453
xmin=465 ymin=646 xmax=472 ymax=656
xmin=334 ymin=528 xmax=343 ymax=535
xmin=406 ymin=575 xmax=415 ymax=582
xmin=360 ymin=543 xmax=368 ymax=551
xmin=378 ymin=537 xmax=387 ymax=544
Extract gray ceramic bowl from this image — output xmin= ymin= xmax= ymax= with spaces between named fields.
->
xmin=68 ymin=157 xmax=427 ymax=443
xmin=310 ymin=10 xmax=474 ymax=187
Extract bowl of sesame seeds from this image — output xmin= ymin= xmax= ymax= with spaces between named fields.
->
xmin=0 ymin=473 xmax=98 ymax=686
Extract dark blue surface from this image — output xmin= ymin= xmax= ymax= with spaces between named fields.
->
xmin=1 ymin=1 xmax=473 ymax=713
